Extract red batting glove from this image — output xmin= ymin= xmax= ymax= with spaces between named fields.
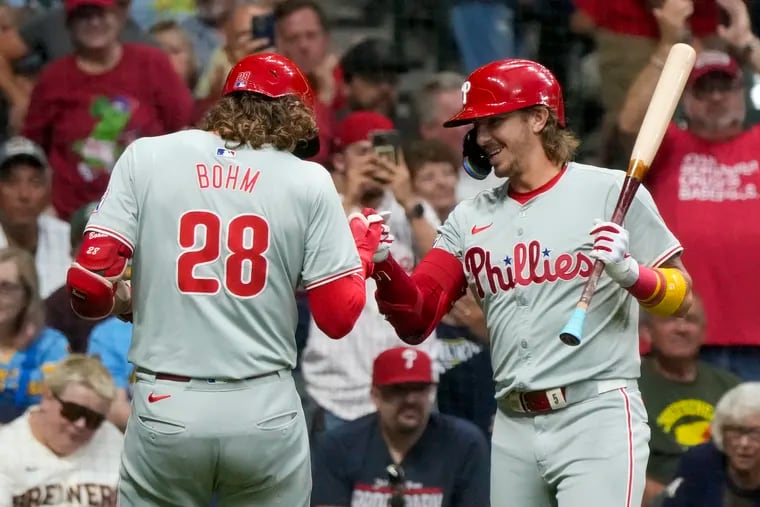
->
xmin=349 ymin=208 xmax=385 ymax=277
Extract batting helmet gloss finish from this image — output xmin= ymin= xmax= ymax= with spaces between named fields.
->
xmin=443 ymin=59 xmax=565 ymax=128
xmin=222 ymin=53 xmax=315 ymax=110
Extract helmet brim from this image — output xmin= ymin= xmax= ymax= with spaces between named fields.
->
xmin=442 ymin=106 xmax=483 ymax=128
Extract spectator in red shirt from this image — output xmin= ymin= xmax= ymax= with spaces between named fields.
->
xmin=573 ymin=0 xmax=718 ymax=166
xmin=619 ymin=0 xmax=760 ymax=380
xmin=21 ymin=0 xmax=193 ymax=220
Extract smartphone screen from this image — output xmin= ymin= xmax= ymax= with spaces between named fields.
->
xmin=251 ymin=13 xmax=276 ymax=46
xmin=370 ymin=130 xmax=401 ymax=165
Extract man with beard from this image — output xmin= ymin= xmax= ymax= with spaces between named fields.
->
xmin=311 ymin=347 xmax=490 ymax=507
xmin=619 ymin=0 xmax=760 ymax=381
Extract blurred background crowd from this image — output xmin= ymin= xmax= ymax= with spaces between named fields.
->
xmin=0 ymin=0 xmax=759 ymax=506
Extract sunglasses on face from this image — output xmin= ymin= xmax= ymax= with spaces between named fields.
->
xmin=53 ymin=392 xmax=105 ymax=430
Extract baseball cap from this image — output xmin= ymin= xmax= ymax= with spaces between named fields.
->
xmin=0 ymin=136 xmax=48 ymax=172
xmin=340 ymin=38 xmax=408 ymax=81
xmin=372 ymin=347 xmax=438 ymax=387
xmin=65 ymin=0 xmax=116 ymax=16
xmin=688 ymin=50 xmax=742 ymax=86
xmin=334 ymin=111 xmax=395 ymax=151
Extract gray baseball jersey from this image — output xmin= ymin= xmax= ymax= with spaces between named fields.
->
xmin=433 ymin=162 xmax=682 ymax=398
xmin=86 ymin=129 xmax=362 ymax=379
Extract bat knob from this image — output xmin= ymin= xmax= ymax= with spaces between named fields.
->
xmin=559 ymin=332 xmax=581 ymax=347
xmin=559 ymin=308 xmax=586 ymax=346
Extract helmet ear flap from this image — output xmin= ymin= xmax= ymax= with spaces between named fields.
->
xmin=292 ymin=136 xmax=321 ymax=159
xmin=462 ymin=128 xmax=492 ymax=180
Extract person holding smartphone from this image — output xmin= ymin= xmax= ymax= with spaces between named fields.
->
xmin=301 ymin=111 xmax=440 ymax=443
xmin=194 ymin=0 xmax=277 ymax=100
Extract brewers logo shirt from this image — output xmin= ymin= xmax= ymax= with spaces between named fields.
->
xmin=311 ymin=412 xmax=490 ymax=507
xmin=0 ymin=408 xmax=123 ymax=506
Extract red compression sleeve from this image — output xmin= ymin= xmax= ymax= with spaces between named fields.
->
xmin=373 ymin=248 xmax=467 ymax=344
xmin=307 ymin=273 xmax=366 ymax=339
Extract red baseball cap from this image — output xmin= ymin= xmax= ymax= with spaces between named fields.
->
xmin=688 ymin=50 xmax=742 ymax=86
xmin=372 ymin=347 xmax=437 ymax=387
xmin=334 ymin=111 xmax=395 ymax=151
xmin=65 ymin=0 xmax=116 ymax=16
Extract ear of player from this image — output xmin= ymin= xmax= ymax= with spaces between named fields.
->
xmin=66 ymin=231 xmax=133 ymax=320
xmin=348 ymin=209 xmax=393 ymax=277
xmin=589 ymin=220 xmax=688 ymax=317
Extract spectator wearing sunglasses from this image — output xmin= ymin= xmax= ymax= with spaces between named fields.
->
xmin=311 ymin=347 xmax=490 ymax=507
xmin=0 ymin=354 xmax=123 ymax=505
xmin=0 ymin=246 xmax=69 ymax=424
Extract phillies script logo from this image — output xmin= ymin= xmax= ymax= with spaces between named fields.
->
xmin=465 ymin=240 xmax=594 ymax=298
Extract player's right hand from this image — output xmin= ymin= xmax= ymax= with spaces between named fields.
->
xmin=589 ymin=219 xmax=639 ymax=287
xmin=348 ymin=208 xmax=391 ymax=276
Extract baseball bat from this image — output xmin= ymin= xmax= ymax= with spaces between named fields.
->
xmin=559 ymin=43 xmax=696 ymax=347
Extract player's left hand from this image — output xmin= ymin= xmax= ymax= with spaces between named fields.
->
xmin=589 ymin=219 xmax=639 ymax=287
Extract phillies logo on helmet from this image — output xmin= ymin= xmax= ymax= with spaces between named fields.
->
xmin=461 ymin=81 xmax=472 ymax=105
xmin=234 ymin=71 xmax=251 ymax=89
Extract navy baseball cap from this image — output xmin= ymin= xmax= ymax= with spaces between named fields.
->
xmin=372 ymin=347 xmax=438 ymax=387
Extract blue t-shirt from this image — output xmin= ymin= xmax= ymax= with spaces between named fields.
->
xmin=0 ymin=327 xmax=69 ymax=423
xmin=435 ymin=322 xmax=496 ymax=437
xmin=312 ymin=412 xmax=490 ymax=507
xmin=87 ymin=317 xmax=133 ymax=390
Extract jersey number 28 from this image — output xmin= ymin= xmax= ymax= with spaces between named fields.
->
xmin=176 ymin=211 xmax=269 ymax=298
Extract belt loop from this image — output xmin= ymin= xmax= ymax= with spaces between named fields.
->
xmin=135 ymin=368 xmax=157 ymax=383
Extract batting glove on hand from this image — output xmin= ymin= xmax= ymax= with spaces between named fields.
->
xmin=589 ymin=219 xmax=639 ymax=287
xmin=349 ymin=208 xmax=392 ymax=276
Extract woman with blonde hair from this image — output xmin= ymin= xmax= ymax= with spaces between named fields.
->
xmin=0 ymin=354 xmax=123 ymax=502
xmin=0 ymin=246 xmax=68 ymax=423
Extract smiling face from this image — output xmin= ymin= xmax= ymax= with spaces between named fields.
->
xmin=474 ymin=109 xmax=544 ymax=179
xmin=412 ymin=160 xmax=458 ymax=219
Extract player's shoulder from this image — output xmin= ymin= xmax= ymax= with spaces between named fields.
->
xmin=450 ymin=182 xmax=508 ymax=216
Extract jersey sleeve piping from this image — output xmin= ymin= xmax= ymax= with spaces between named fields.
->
xmin=304 ymin=265 xmax=363 ymax=290
xmin=650 ymin=244 xmax=684 ymax=268
xmin=84 ymin=225 xmax=135 ymax=253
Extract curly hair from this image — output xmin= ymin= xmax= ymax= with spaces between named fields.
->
xmin=199 ymin=92 xmax=318 ymax=152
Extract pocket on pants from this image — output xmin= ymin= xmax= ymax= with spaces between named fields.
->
xmin=135 ymin=414 xmax=187 ymax=436
xmin=256 ymin=411 xmax=298 ymax=431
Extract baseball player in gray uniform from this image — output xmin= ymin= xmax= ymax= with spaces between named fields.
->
xmin=65 ymin=53 xmax=386 ymax=507
xmin=366 ymin=59 xmax=695 ymax=507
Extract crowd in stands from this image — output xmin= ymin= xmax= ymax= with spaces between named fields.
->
xmin=0 ymin=0 xmax=758 ymax=505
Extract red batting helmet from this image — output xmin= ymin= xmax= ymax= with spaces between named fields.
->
xmin=222 ymin=53 xmax=315 ymax=110
xmin=443 ymin=59 xmax=565 ymax=128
